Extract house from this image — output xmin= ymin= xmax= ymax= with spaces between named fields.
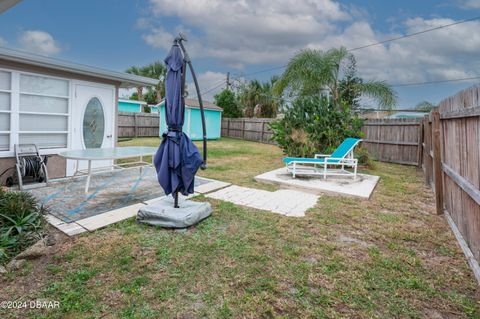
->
xmin=118 ymin=99 xmax=147 ymax=113
xmin=149 ymin=104 xmax=159 ymax=113
xmin=386 ymin=111 xmax=427 ymax=119
xmin=156 ymin=98 xmax=223 ymax=140
xmin=0 ymin=47 xmax=157 ymax=184
xmin=359 ymin=110 xmax=428 ymax=119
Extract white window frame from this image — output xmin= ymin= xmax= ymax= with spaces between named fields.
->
xmin=0 ymin=67 xmax=72 ymax=158
xmin=0 ymin=69 xmax=12 ymax=152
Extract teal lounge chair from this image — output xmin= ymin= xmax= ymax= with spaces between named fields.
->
xmin=283 ymin=138 xmax=362 ymax=179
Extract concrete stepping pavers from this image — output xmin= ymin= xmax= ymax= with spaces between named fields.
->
xmin=205 ymin=185 xmax=319 ymax=217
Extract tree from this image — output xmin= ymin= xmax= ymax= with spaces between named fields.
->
xmin=338 ymin=54 xmax=363 ymax=111
xmin=141 ymin=61 xmax=166 ymax=103
xmin=143 ymin=89 xmax=158 ymax=105
xmin=214 ymin=89 xmax=242 ymax=118
xmin=273 ymin=47 xmax=397 ymax=110
xmin=270 ymin=96 xmax=364 ymax=157
xmin=126 ymin=61 xmax=167 ymax=105
xmin=125 ymin=66 xmax=145 ymax=101
xmin=237 ymin=77 xmax=281 ymax=118
xmin=415 ymin=100 xmax=435 ymax=112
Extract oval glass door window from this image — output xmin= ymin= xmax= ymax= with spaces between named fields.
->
xmin=83 ymin=97 xmax=105 ymax=148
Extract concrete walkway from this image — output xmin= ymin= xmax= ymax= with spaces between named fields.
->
xmin=206 ymin=185 xmax=319 ymax=217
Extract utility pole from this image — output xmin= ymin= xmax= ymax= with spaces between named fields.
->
xmin=226 ymin=72 xmax=231 ymax=90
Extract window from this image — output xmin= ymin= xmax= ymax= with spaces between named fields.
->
xmin=0 ymin=69 xmax=71 ymax=155
xmin=83 ymin=97 xmax=105 ymax=148
xmin=18 ymin=74 xmax=69 ymax=149
xmin=0 ymin=71 xmax=11 ymax=151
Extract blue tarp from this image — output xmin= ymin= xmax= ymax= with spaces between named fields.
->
xmin=154 ymin=44 xmax=203 ymax=196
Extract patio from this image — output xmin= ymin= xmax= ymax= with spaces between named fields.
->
xmin=255 ymin=167 xmax=380 ymax=199
xmin=29 ymin=166 xmax=228 ymax=235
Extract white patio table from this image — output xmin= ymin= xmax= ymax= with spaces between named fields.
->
xmin=59 ymin=146 xmax=157 ymax=193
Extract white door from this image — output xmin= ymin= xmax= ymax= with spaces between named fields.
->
xmin=66 ymin=82 xmax=115 ymax=175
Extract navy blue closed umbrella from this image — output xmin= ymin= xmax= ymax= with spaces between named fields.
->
xmin=154 ymin=40 xmax=204 ymax=201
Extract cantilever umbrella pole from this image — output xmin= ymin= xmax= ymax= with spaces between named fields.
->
xmin=177 ymin=38 xmax=208 ymax=168
xmin=173 ymin=34 xmax=208 ymax=209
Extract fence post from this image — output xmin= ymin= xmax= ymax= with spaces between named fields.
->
xmin=432 ymin=108 xmax=444 ymax=215
xmin=226 ymin=119 xmax=230 ymax=137
xmin=261 ymin=120 xmax=265 ymax=143
xmin=242 ymin=119 xmax=246 ymax=139
xmin=417 ymin=119 xmax=424 ymax=167
xmin=134 ymin=113 xmax=138 ymax=138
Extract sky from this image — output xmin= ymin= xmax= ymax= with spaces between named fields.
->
xmin=1 ymin=0 xmax=480 ymax=108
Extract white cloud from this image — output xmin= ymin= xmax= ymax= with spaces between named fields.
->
xmin=142 ymin=27 xmax=173 ymax=50
xmin=143 ymin=0 xmax=349 ymax=67
xmin=343 ymin=18 xmax=480 ymax=83
xmin=18 ymin=30 xmax=61 ymax=56
xmin=187 ymin=71 xmax=226 ymax=102
xmin=0 ymin=37 xmax=6 ymax=47
xmin=460 ymin=0 xmax=480 ymax=9
xmin=140 ymin=0 xmax=480 ymax=98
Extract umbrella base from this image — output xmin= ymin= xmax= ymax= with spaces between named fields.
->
xmin=136 ymin=196 xmax=212 ymax=229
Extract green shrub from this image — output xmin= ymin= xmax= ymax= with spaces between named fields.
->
xmin=0 ymin=188 xmax=47 ymax=264
xmin=270 ymin=96 xmax=364 ymax=157
xmin=355 ymin=146 xmax=375 ymax=169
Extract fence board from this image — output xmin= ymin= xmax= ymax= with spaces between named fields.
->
xmin=221 ymin=118 xmax=275 ymax=144
xmin=361 ymin=118 xmax=422 ymax=165
xmin=118 ymin=112 xmax=159 ymax=138
xmin=435 ymin=85 xmax=480 ymax=266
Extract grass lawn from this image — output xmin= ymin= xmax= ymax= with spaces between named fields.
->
xmin=1 ymin=138 xmax=479 ymax=318
xmin=118 ymin=137 xmax=284 ymax=189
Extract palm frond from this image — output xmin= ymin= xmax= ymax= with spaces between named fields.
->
xmin=359 ymin=80 xmax=398 ymax=110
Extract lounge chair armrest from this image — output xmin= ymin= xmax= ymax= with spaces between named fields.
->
xmin=314 ymin=153 xmax=331 ymax=158
xmin=324 ymin=157 xmax=358 ymax=164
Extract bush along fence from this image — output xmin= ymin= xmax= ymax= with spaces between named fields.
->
xmin=118 ymin=112 xmax=159 ymax=138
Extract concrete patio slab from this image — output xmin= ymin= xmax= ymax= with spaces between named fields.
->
xmin=76 ymin=203 xmax=145 ymax=231
xmin=206 ymin=185 xmax=319 ymax=217
xmin=45 ymin=214 xmax=87 ymax=236
xmin=194 ymin=178 xmax=231 ymax=194
xmin=254 ymin=167 xmax=379 ymax=199
xmin=30 ymin=166 xmax=212 ymax=223
xmin=35 ymin=167 xmax=228 ymax=235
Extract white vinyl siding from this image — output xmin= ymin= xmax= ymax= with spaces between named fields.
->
xmin=0 ymin=69 xmax=71 ymax=155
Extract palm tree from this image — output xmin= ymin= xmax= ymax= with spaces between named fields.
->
xmin=273 ymin=47 xmax=397 ymax=110
xmin=141 ymin=61 xmax=166 ymax=103
xmin=125 ymin=66 xmax=145 ymax=101
xmin=238 ymin=77 xmax=281 ymax=118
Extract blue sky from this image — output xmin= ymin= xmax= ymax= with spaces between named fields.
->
xmin=1 ymin=0 xmax=479 ymax=107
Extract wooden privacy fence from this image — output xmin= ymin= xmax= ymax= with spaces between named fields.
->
xmin=421 ymin=86 xmax=480 ymax=278
xmin=361 ymin=118 xmax=422 ymax=166
xmin=221 ymin=118 xmax=275 ymax=144
xmin=118 ymin=112 xmax=159 ymax=138
xmin=221 ymin=118 xmax=424 ymax=165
